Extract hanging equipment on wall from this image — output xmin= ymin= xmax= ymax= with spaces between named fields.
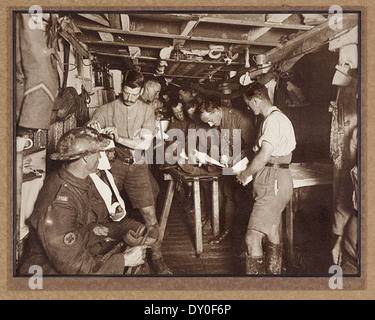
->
xmin=240 ymin=48 xmax=253 ymax=86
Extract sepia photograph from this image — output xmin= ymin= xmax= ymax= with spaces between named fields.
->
xmin=10 ymin=7 xmax=363 ymax=293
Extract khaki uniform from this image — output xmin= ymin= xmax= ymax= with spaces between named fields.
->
xmin=248 ymin=107 xmax=296 ymax=234
xmin=92 ymin=98 xmax=158 ymax=209
xmin=20 ymin=166 xmax=142 ymax=275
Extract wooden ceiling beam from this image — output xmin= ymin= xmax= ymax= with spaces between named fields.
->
xmin=108 ymin=14 xmax=122 ymax=29
xmin=80 ymin=38 xmax=270 ymax=55
xmin=130 ymin=14 xmax=200 ymax=22
xmin=173 ymin=63 xmax=197 ymax=76
xmin=166 ymin=62 xmax=181 ymax=75
xmin=132 ymin=13 xmax=313 ymax=31
xmin=74 ymin=24 xmax=279 ymax=46
xmin=173 ymin=19 xmax=200 ymax=47
xmin=89 ymin=50 xmax=243 ymax=66
xmin=247 ymin=14 xmax=292 ymax=41
xmin=186 ymin=64 xmax=209 ymax=77
xmin=77 ymin=14 xmax=110 ymax=27
xmin=199 ymin=16 xmax=313 ymax=30
xmin=264 ymin=13 xmax=358 ymax=67
xmin=142 ymin=71 xmax=222 ymax=81
xmin=90 ymin=51 xmax=159 ymax=61
xmin=84 ymin=40 xmax=165 ymax=50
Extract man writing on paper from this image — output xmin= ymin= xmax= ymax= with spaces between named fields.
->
xmin=198 ymin=99 xmax=256 ymax=246
xmin=237 ymin=82 xmax=296 ymax=275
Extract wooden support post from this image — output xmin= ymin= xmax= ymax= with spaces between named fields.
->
xmin=159 ymin=174 xmax=175 ymax=241
xmin=212 ymin=178 xmax=220 ymax=237
xmin=193 ymin=178 xmax=203 ymax=255
xmin=108 ymin=14 xmax=121 ymax=30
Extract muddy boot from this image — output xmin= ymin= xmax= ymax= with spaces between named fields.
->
xmin=151 ymin=242 xmax=173 ymax=275
xmin=245 ymin=254 xmax=265 ymax=275
xmin=265 ymin=242 xmax=283 ymax=275
xmin=148 ymin=225 xmax=173 ymax=275
xmin=152 ymin=257 xmax=173 ymax=275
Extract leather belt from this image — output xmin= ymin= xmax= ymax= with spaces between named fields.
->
xmin=115 ymin=154 xmax=135 ymax=165
xmin=120 ymin=157 xmax=134 ymax=165
xmin=265 ymin=162 xmax=290 ymax=169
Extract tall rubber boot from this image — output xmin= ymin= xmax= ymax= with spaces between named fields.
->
xmin=245 ymin=254 xmax=265 ymax=275
xmin=265 ymin=242 xmax=283 ymax=275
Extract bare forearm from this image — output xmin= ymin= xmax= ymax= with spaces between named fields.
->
xmin=242 ymin=152 xmax=268 ymax=177
xmin=117 ymin=136 xmax=152 ymax=151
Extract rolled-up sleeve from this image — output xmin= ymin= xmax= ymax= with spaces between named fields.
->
xmin=258 ymin=116 xmax=280 ymax=152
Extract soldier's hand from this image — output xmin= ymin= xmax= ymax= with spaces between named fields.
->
xmin=124 ymin=245 xmax=148 ymax=267
xmin=103 ymin=127 xmax=119 ymax=142
xmin=236 ymin=172 xmax=252 ymax=186
xmin=87 ymin=120 xmax=102 ymax=132
xmin=220 ymin=155 xmax=229 ymax=167
xmin=236 ymin=172 xmax=246 ymax=185
xmin=92 ymin=225 xmax=109 ymax=236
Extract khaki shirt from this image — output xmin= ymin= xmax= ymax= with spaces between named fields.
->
xmin=254 ymin=106 xmax=296 ymax=157
xmin=92 ymin=98 xmax=156 ymax=139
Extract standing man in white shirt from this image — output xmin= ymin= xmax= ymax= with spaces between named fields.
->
xmin=237 ymin=82 xmax=296 ymax=275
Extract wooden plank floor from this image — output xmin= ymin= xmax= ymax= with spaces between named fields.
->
xmin=159 ymin=189 xmax=247 ymax=275
xmin=157 ymin=179 xmax=334 ymax=276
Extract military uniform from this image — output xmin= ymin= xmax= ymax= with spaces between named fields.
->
xmin=209 ymin=108 xmax=256 ymax=245
xmin=20 ymin=166 xmax=140 ymax=275
xmin=248 ymin=107 xmax=296 ymax=234
xmin=244 ymin=106 xmax=296 ymax=275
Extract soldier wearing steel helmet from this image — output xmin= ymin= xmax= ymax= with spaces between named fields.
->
xmin=19 ymin=127 xmax=150 ymax=275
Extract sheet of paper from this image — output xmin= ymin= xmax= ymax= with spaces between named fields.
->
xmin=193 ymin=149 xmax=226 ymax=168
xmin=231 ymin=157 xmax=249 ymax=174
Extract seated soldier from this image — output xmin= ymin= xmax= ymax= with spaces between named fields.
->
xmin=19 ymin=127 xmax=153 ymax=275
xmin=87 ymin=138 xmax=158 ymax=266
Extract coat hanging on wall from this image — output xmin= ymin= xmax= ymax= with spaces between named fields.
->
xmin=17 ymin=13 xmax=59 ymax=130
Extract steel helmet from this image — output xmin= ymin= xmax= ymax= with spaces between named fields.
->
xmin=50 ymin=126 xmax=112 ymax=161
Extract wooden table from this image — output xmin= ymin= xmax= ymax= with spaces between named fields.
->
xmin=285 ymin=162 xmax=333 ymax=268
xmin=159 ymin=168 xmax=221 ymax=256
xmin=159 ymin=163 xmax=333 ymax=262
